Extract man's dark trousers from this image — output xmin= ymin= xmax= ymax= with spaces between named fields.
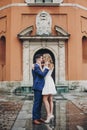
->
xmin=33 ymin=90 xmax=42 ymax=120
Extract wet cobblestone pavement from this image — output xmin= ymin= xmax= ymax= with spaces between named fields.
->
xmin=0 ymin=94 xmax=23 ymax=130
xmin=25 ymin=100 xmax=87 ymax=130
xmin=66 ymin=102 xmax=87 ymax=130
xmin=0 ymin=92 xmax=87 ymax=130
xmin=0 ymin=101 xmax=22 ymax=130
xmin=63 ymin=92 xmax=87 ymax=114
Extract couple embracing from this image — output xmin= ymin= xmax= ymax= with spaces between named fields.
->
xmin=32 ymin=53 xmax=57 ymax=125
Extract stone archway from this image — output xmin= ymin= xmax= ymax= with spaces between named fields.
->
xmin=22 ymin=40 xmax=67 ymax=87
xmin=33 ymin=48 xmax=55 ymax=82
xmin=18 ymin=25 xmax=70 ymax=87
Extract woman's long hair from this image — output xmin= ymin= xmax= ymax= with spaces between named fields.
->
xmin=43 ymin=53 xmax=54 ymax=69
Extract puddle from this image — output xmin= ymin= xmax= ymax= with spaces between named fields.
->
xmin=26 ymin=100 xmax=87 ymax=130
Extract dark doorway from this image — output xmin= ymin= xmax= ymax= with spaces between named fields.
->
xmin=33 ymin=49 xmax=55 ymax=82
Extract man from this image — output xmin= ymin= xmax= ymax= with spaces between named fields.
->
xmin=32 ymin=54 xmax=49 ymax=125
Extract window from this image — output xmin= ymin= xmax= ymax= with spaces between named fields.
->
xmin=0 ymin=36 xmax=6 ymax=81
xmin=35 ymin=0 xmax=52 ymax=3
xmin=35 ymin=0 xmax=43 ymax=3
xmin=0 ymin=36 xmax=6 ymax=65
xmin=82 ymin=36 xmax=87 ymax=62
xmin=45 ymin=0 xmax=52 ymax=3
xmin=25 ymin=0 xmax=63 ymax=4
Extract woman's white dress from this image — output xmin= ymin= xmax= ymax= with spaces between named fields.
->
xmin=42 ymin=69 xmax=57 ymax=95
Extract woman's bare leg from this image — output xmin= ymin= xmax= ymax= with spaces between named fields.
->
xmin=49 ymin=95 xmax=53 ymax=115
xmin=43 ymin=95 xmax=50 ymax=118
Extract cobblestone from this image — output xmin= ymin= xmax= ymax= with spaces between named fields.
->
xmin=0 ymin=100 xmax=23 ymax=130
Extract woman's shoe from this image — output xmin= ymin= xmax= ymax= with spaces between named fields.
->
xmin=45 ymin=115 xmax=54 ymax=123
xmin=45 ymin=116 xmax=51 ymax=123
xmin=50 ymin=115 xmax=54 ymax=119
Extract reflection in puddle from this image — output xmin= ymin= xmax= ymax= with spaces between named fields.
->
xmin=33 ymin=124 xmax=54 ymax=130
xmin=26 ymin=99 xmax=87 ymax=130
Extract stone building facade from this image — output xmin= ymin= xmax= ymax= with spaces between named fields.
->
xmin=0 ymin=0 xmax=87 ymax=92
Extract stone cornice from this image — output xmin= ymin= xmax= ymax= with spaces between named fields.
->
xmin=0 ymin=3 xmax=87 ymax=11
xmin=18 ymin=36 xmax=69 ymax=41
xmin=18 ymin=25 xmax=70 ymax=41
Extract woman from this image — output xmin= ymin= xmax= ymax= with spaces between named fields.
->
xmin=42 ymin=53 xmax=57 ymax=123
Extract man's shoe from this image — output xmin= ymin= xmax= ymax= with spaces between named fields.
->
xmin=39 ymin=118 xmax=45 ymax=123
xmin=33 ymin=120 xmax=41 ymax=125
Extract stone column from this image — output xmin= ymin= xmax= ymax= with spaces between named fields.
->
xmin=23 ymin=40 xmax=30 ymax=85
xmin=58 ymin=41 xmax=65 ymax=83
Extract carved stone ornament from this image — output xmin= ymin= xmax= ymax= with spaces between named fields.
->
xmin=36 ymin=11 xmax=52 ymax=35
xmin=23 ymin=41 xmax=29 ymax=48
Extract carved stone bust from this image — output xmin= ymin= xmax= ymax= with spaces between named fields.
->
xmin=36 ymin=11 xmax=52 ymax=35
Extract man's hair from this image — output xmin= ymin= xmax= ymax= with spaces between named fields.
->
xmin=35 ymin=54 xmax=42 ymax=61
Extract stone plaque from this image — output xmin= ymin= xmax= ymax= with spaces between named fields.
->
xmin=36 ymin=11 xmax=52 ymax=35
